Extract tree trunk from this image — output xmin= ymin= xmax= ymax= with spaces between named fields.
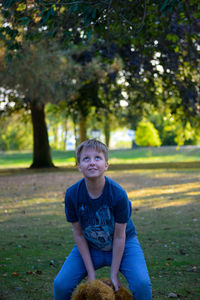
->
xmin=79 ymin=110 xmax=87 ymax=143
xmin=53 ymin=125 xmax=58 ymax=149
xmin=104 ymin=112 xmax=110 ymax=147
xmin=30 ymin=102 xmax=55 ymax=168
xmin=62 ymin=119 xmax=68 ymax=150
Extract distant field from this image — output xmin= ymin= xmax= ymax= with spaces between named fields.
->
xmin=0 ymin=146 xmax=199 ymax=169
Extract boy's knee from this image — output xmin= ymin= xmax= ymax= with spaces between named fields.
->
xmin=130 ymin=278 xmax=152 ymax=299
xmin=54 ymin=276 xmax=63 ymax=293
xmin=137 ymin=277 xmax=151 ymax=288
xmin=54 ymin=276 xmax=68 ymax=296
xmin=54 ymin=276 xmax=76 ymax=300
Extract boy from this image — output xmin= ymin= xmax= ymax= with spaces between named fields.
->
xmin=54 ymin=139 xmax=152 ymax=300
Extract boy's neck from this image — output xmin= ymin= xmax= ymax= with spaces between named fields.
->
xmin=85 ymin=175 xmax=106 ymax=199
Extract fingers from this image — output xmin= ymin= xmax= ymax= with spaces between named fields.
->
xmin=112 ymin=278 xmax=121 ymax=291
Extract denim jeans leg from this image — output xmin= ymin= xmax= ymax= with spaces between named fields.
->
xmin=120 ymin=237 xmax=152 ymax=300
xmin=53 ymin=245 xmax=87 ymax=300
xmin=53 ymin=246 xmax=105 ymax=300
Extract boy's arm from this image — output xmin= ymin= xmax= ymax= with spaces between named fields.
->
xmin=72 ymin=222 xmax=96 ymax=281
xmin=110 ymin=222 xmax=126 ymax=291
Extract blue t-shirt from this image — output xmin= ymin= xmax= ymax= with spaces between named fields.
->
xmin=65 ymin=176 xmax=136 ymax=251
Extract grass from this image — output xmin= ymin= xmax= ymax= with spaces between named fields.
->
xmin=0 ymin=146 xmax=200 ymax=169
xmin=0 ymin=168 xmax=200 ymax=299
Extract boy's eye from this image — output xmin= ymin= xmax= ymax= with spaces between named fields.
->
xmin=95 ymin=156 xmax=101 ymax=160
xmin=83 ymin=157 xmax=89 ymax=161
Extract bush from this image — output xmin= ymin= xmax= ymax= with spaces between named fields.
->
xmin=135 ymin=120 xmax=161 ymax=147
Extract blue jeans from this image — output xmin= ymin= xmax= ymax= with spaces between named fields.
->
xmin=54 ymin=236 xmax=152 ymax=300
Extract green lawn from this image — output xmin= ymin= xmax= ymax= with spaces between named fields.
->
xmin=0 ymin=146 xmax=199 ymax=169
xmin=0 ymin=168 xmax=200 ymax=299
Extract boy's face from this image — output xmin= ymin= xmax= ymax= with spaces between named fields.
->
xmin=78 ymin=147 xmax=108 ymax=179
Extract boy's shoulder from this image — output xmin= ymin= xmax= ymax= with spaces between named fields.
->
xmin=106 ymin=176 xmax=126 ymax=194
xmin=66 ymin=178 xmax=85 ymax=194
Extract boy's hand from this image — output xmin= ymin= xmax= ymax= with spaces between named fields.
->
xmin=86 ymin=271 xmax=96 ymax=282
xmin=110 ymin=274 xmax=121 ymax=291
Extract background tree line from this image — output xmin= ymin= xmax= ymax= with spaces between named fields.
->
xmin=0 ymin=0 xmax=199 ymax=167
xmin=1 ymin=100 xmax=200 ymax=152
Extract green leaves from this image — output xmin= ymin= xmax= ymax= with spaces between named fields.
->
xmin=160 ymin=0 xmax=183 ymax=14
xmin=3 ymin=0 xmax=18 ymax=9
xmin=18 ymin=16 xmax=31 ymax=26
xmin=40 ymin=6 xmax=56 ymax=24
xmin=166 ymin=33 xmax=179 ymax=43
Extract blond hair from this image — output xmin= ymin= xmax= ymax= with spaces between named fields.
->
xmin=76 ymin=139 xmax=108 ymax=163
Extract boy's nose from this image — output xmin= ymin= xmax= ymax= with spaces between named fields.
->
xmin=90 ymin=159 xmax=95 ymax=165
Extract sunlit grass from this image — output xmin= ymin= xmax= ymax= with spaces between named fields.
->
xmin=109 ymin=154 xmax=200 ymax=164
xmin=0 ymin=146 xmax=199 ymax=169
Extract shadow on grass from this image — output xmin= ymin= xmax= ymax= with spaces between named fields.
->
xmin=0 ymin=160 xmax=200 ymax=177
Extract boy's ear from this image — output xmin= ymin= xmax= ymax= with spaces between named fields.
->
xmin=105 ymin=161 xmax=109 ymax=171
xmin=77 ymin=164 xmax=82 ymax=172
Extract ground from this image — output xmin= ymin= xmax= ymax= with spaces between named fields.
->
xmin=0 ymin=168 xmax=200 ymax=299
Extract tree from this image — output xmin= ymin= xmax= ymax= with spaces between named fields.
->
xmin=0 ymin=41 xmax=81 ymax=167
xmin=135 ymin=120 xmax=161 ymax=147
xmin=1 ymin=0 xmax=199 ymax=159
xmin=113 ymin=0 xmax=200 ymax=137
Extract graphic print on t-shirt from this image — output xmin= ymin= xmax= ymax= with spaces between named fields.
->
xmin=79 ymin=204 xmax=114 ymax=251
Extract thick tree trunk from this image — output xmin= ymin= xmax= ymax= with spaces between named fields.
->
xmin=30 ymin=102 xmax=55 ymax=168
xmin=79 ymin=111 xmax=87 ymax=143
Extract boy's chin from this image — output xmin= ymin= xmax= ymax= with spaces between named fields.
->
xmin=85 ymin=172 xmax=104 ymax=179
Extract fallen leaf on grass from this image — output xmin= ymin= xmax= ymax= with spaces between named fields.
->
xmin=26 ymin=270 xmax=42 ymax=275
xmin=15 ymin=287 xmax=23 ymax=291
xmin=17 ymin=234 xmax=28 ymax=238
xmin=12 ymin=272 xmax=19 ymax=277
xmin=186 ymin=266 xmax=197 ymax=272
xmin=26 ymin=270 xmax=33 ymax=275
xmin=168 ymin=292 xmax=177 ymax=298
xmin=179 ymin=249 xmax=186 ymax=255
xmin=50 ymin=260 xmax=56 ymax=266
xmin=20 ymin=278 xmax=29 ymax=282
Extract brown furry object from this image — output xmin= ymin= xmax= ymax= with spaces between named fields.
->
xmin=71 ymin=278 xmax=134 ymax=300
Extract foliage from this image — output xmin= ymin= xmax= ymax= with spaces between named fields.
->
xmin=142 ymin=105 xmax=200 ymax=146
xmin=0 ymin=0 xmax=148 ymax=53
xmin=0 ymin=111 xmax=32 ymax=150
xmin=0 ymin=41 xmax=83 ymax=106
xmin=0 ymin=0 xmax=200 ymax=164
xmin=114 ymin=0 xmax=200 ymax=125
xmin=135 ymin=120 xmax=162 ymax=147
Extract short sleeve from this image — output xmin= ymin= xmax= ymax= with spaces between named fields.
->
xmin=65 ymin=189 xmax=78 ymax=223
xmin=113 ymin=191 xmax=132 ymax=223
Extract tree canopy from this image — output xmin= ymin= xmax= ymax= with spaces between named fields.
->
xmin=0 ymin=0 xmax=199 ymax=166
